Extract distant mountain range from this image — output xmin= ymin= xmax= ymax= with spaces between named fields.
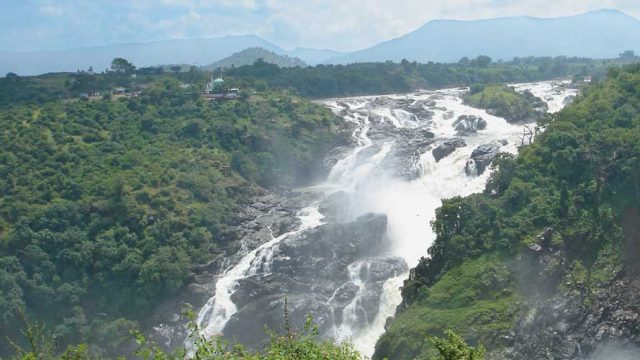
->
xmin=204 ymin=47 xmax=306 ymax=70
xmin=2 ymin=9 xmax=639 ymax=75
xmin=326 ymin=9 xmax=640 ymax=64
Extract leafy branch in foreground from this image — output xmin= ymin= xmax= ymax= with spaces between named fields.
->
xmin=428 ymin=330 xmax=485 ymax=360
xmin=7 ymin=308 xmax=55 ymax=360
xmin=132 ymin=302 xmax=362 ymax=360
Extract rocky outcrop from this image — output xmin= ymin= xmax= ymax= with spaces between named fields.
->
xmin=221 ymin=213 xmax=408 ymax=349
xmin=432 ymin=138 xmax=467 ymax=162
xmin=145 ymin=189 xmax=307 ymax=349
xmin=452 ymin=115 xmax=487 ymax=136
xmin=464 ymin=140 xmax=507 ymax=176
xmin=501 ymin=227 xmax=640 ymax=360
xmin=464 ymin=85 xmax=549 ymax=124
xmin=375 ymin=128 xmax=435 ymax=179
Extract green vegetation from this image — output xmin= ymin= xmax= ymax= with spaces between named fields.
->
xmin=2 ymin=55 xmax=639 ymax=359
xmin=375 ymin=64 xmax=640 ymax=359
xmin=7 ymin=307 xmax=363 ymax=360
xmin=2 ymin=55 xmax=626 ymax=107
xmin=0 ymin=79 xmax=350 ymax=355
xmin=463 ymin=84 xmax=547 ymax=123
xmin=429 ymin=330 xmax=485 ymax=360
xmin=225 ymin=56 xmax=622 ymax=98
xmin=9 ymin=306 xmax=483 ymax=360
xmin=376 ymin=254 xmax=515 ymax=359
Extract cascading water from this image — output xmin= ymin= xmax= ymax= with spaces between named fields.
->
xmin=194 ymin=206 xmax=324 ymax=338
xmin=190 ymin=80 xmax=578 ymax=357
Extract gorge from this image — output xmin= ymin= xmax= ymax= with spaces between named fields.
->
xmin=185 ymin=81 xmax=578 ymax=357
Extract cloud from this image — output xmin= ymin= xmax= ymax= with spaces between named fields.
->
xmin=0 ymin=0 xmax=639 ymax=52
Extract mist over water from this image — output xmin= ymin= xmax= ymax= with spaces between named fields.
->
xmin=190 ymin=81 xmax=577 ymax=356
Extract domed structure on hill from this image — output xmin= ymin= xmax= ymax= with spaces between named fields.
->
xmin=205 ymin=76 xmax=225 ymax=94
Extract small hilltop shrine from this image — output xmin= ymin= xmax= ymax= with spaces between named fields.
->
xmin=203 ymin=75 xmax=239 ymax=100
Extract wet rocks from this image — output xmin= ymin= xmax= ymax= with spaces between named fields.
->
xmin=367 ymin=97 xmax=435 ymax=123
xmin=505 ymin=277 xmax=640 ymax=360
xmin=405 ymin=99 xmax=436 ymax=120
xmin=144 ymin=189 xmax=308 ymax=349
xmin=453 ymin=115 xmax=487 ymax=136
xmin=563 ymin=95 xmax=576 ymax=105
xmin=388 ymin=129 xmax=435 ymax=178
xmin=464 ymin=140 xmax=507 ymax=176
xmin=319 ymin=191 xmax=355 ymax=222
xmin=433 ymin=138 xmax=467 ymax=162
xmin=221 ymin=213 xmax=408 ymax=349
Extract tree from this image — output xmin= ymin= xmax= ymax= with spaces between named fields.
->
xmin=110 ymin=58 xmax=136 ymax=74
xmin=170 ymin=65 xmax=182 ymax=73
xmin=429 ymin=330 xmax=485 ymax=360
xmin=6 ymin=72 xmax=18 ymax=78
xmin=471 ymin=55 xmax=492 ymax=68
xmin=619 ymin=50 xmax=637 ymax=60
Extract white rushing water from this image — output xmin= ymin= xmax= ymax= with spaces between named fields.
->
xmin=194 ymin=206 xmax=325 ymax=338
xmin=191 ymin=80 xmax=578 ymax=357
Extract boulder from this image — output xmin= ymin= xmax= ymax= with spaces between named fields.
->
xmin=373 ymin=128 xmax=435 ymax=180
xmin=464 ymin=140 xmax=506 ymax=176
xmin=432 ymin=138 xmax=467 ymax=162
xmin=452 ymin=115 xmax=487 ymax=136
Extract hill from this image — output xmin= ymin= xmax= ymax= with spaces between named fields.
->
xmin=204 ymin=47 xmax=306 ymax=70
xmin=0 ymin=37 xmax=341 ymax=76
xmin=285 ymin=48 xmax=344 ymax=65
xmin=327 ymin=9 xmax=640 ymax=64
xmin=0 ymin=35 xmax=282 ymax=76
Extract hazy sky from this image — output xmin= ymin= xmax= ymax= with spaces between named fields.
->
xmin=1 ymin=0 xmax=640 ymax=52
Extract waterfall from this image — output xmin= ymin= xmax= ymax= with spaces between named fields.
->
xmin=189 ymin=81 xmax=578 ymax=357
xmin=194 ymin=206 xmax=324 ymax=339
xmin=466 ymin=159 xmax=478 ymax=177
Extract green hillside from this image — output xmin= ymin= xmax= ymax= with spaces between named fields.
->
xmin=0 ymin=79 xmax=350 ymax=355
xmin=374 ymin=64 xmax=640 ymax=359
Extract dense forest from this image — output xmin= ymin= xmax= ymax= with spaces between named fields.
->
xmin=0 ymin=79 xmax=351 ymax=356
xmin=225 ymin=56 xmax=625 ymax=98
xmin=1 ymin=55 xmax=633 ymax=108
xmin=374 ymin=64 xmax=640 ymax=359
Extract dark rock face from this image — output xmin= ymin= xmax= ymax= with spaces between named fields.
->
xmin=563 ymin=95 xmax=576 ymax=105
xmin=452 ymin=115 xmax=487 ymax=136
xmin=367 ymin=97 xmax=435 ymax=123
xmin=502 ymin=228 xmax=640 ymax=360
xmin=405 ymin=99 xmax=436 ymax=121
xmin=221 ymin=213 xmax=408 ymax=349
xmin=432 ymin=138 xmax=467 ymax=162
xmin=375 ymin=128 xmax=435 ymax=180
xmin=145 ymin=189 xmax=305 ymax=349
xmin=464 ymin=140 xmax=507 ymax=176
